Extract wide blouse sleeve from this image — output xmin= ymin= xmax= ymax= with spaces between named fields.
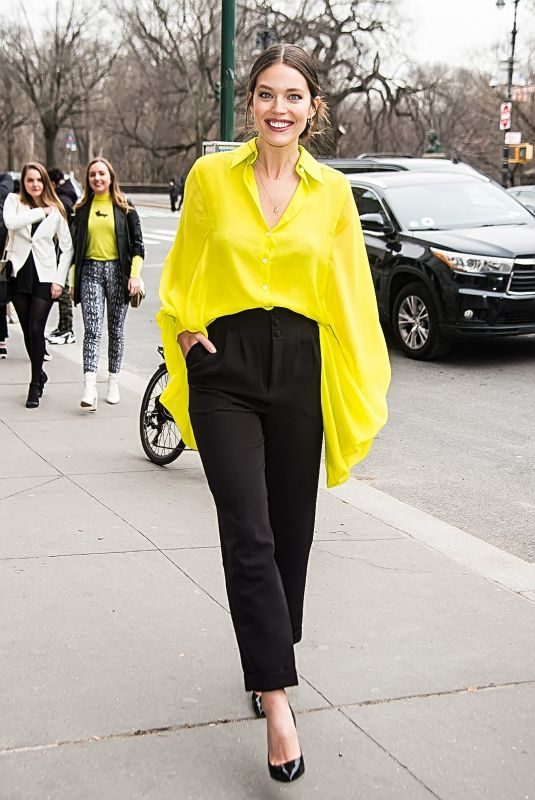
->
xmin=320 ymin=179 xmax=391 ymax=487
xmin=156 ymin=164 xmax=209 ymax=447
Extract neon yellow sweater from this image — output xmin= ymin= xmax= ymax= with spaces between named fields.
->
xmin=71 ymin=194 xmax=142 ymax=281
xmin=157 ymin=139 xmax=390 ymax=488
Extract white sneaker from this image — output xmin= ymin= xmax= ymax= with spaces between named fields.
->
xmin=43 ymin=349 xmax=52 ymax=362
xmin=47 ymin=330 xmax=75 ymax=345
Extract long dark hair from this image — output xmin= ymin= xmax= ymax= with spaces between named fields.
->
xmin=20 ymin=162 xmax=67 ymax=219
xmin=245 ymin=43 xmax=330 ymax=140
xmin=76 ymin=157 xmax=129 ymax=212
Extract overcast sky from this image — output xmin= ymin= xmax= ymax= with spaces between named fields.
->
xmin=401 ymin=0 xmax=534 ymax=73
xmin=1 ymin=0 xmax=534 ymax=75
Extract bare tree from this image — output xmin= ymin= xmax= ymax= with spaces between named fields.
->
xmin=0 ymin=64 xmax=32 ymax=170
xmin=115 ymin=0 xmax=221 ymax=165
xmin=0 ymin=0 xmax=122 ymax=167
xmin=238 ymin=0 xmax=407 ymax=154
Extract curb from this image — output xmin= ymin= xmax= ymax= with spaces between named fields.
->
xmin=320 ymin=468 xmax=535 ymax=598
xmin=20 ymin=328 xmax=535 ymax=602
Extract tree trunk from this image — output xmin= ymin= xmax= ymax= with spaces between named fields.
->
xmin=44 ymin=126 xmax=59 ymax=168
xmin=5 ymin=98 xmax=15 ymax=170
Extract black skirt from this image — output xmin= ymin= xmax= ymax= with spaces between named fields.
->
xmin=9 ymin=253 xmax=55 ymax=302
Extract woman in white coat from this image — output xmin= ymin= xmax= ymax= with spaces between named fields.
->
xmin=4 ymin=161 xmax=73 ymax=407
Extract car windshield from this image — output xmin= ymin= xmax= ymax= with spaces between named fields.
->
xmin=513 ymin=190 xmax=535 ymax=202
xmin=384 ymin=179 xmax=534 ymax=230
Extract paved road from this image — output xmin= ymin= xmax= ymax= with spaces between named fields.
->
xmin=99 ymin=196 xmax=535 ymax=563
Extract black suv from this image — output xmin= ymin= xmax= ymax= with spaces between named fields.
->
xmin=347 ymin=171 xmax=535 ymax=359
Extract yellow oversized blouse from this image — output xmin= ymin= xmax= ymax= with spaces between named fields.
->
xmin=157 ymin=138 xmax=390 ymax=487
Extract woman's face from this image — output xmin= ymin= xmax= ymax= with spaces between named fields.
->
xmin=24 ymin=168 xmax=44 ymax=202
xmin=88 ymin=161 xmax=112 ymax=195
xmin=250 ymin=62 xmax=319 ymax=149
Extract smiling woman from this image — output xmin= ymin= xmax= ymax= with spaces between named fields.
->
xmin=157 ymin=42 xmax=390 ymax=784
xmin=3 ymin=161 xmax=73 ymax=408
xmin=70 ymin=157 xmax=145 ymax=410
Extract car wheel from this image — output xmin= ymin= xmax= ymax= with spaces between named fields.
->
xmin=392 ymin=282 xmax=451 ymax=360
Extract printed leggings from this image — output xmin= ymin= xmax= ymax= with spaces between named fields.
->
xmin=80 ymin=259 xmax=128 ymax=374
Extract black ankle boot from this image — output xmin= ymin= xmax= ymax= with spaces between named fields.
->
xmin=26 ymin=383 xmax=40 ymax=409
xmin=39 ymin=370 xmax=48 ymax=398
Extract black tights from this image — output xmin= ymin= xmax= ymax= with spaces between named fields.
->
xmin=11 ymin=293 xmax=52 ymax=384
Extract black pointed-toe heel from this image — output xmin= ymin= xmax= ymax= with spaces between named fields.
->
xmin=26 ymin=383 xmax=40 ymax=409
xmin=268 ymin=754 xmax=305 ymax=783
xmin=266 ymin=699 xmax=302 ymax=782
xmin=251 ymin=691 xmax=265 ymax=719
xmin=39 ymin=370 xmax=48 ymax=398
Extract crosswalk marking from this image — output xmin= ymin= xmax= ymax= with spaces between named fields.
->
xmin=144 ymin=234 xmax=176 ymax=246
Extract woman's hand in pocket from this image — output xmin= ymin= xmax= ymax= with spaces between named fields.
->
xmin=177 ymin=331 xmax=216 ymax=360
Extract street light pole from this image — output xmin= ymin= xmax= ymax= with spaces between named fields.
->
xmin=498 ymin=0 xmax=520 ymax=188
xmin=220 ymin=0 xmax=236 ymax=142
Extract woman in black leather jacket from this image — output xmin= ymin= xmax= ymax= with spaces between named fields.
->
xmin=71 ymin=158 xmax=144 ymax=410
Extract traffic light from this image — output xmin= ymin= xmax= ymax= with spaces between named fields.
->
xmin=508 ymin=143 xmax=534 ymax=164
xmin=215 ymin=81 xmax=221 ymax=102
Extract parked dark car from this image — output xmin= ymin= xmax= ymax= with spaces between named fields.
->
xmin=506 ymin=185 xmax=535 ymax=213
xmin=347 ymin=171 xmax=535 ymax=359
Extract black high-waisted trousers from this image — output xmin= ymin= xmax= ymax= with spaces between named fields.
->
xmin=188 ymin=308 xmax=323 ymax=692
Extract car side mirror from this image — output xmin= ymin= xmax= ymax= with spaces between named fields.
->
xmin=359 ymin=212 xmax=393 ymax=234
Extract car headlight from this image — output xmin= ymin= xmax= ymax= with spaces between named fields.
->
xmin=431 ymin=248 xmax=514 ymax=275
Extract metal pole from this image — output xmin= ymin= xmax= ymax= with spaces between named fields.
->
xmin=502 ymin=0 xmax=519 ymax=188
xmin=220 ymin=0 xmax=236 ymax=141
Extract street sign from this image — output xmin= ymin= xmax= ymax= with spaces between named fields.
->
xmin=499 ymin=102 xmax=512 ymax=131
xmin=505 ymin=131 xmax=521 ymax=145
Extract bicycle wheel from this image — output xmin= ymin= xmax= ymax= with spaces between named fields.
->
xmin=139 ymin=364 xmax=186 ymax=465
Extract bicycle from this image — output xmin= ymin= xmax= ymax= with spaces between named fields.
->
xmin=139 ymin=346 xmax=186 ymax=465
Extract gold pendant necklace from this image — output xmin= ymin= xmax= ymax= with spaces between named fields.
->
xmin=254 ymin=162 xmax=292 ymax=214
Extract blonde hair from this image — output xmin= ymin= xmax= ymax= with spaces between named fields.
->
xmin=20 ymin=162 xmax=67 ymax=219
xmin=77 ymin=157 xmax=129 ymax=212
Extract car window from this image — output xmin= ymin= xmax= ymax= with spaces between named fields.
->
xmin=384 ymin=180 xmax=534 ymax=230
xmin=351 ymin=186 xmax=385 ymax=217
xmin=514 ymin=190 xmax=535 ymax=203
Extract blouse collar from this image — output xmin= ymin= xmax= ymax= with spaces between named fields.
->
xmin=230 ymin=138 xmax=323 ymax=185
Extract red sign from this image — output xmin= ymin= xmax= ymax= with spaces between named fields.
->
xmin=499 ymin=102 xmax=512 ymax=131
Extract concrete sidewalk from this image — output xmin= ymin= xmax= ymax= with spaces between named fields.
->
xmin=1 ymin=327 xmax=535 ymax=800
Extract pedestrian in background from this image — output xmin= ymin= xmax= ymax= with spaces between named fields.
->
xmin=3 ymin=162 xmax=73 ymax=408
xmin=176 ymin=172 xmax=185 ymax=211
xmin=46 ymin=167 xmax=78 ymax=346
xmin=168 ymin=178 xmax=179 ymax=212
xmin=0 ymin=171 xmax=14 ymax=359
xmin=71 ymin=157 xmax=144 ymax=410
xmin=158 ymin=44 xmax=390 ymax=782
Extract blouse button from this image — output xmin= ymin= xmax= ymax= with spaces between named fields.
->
xmin=266 ymin=231 xmax=271 ymax=237
xmin=262 ymin=258 xmax=268 ymax=264
xmin=262 ymin=284 xmax=269 ymax=291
